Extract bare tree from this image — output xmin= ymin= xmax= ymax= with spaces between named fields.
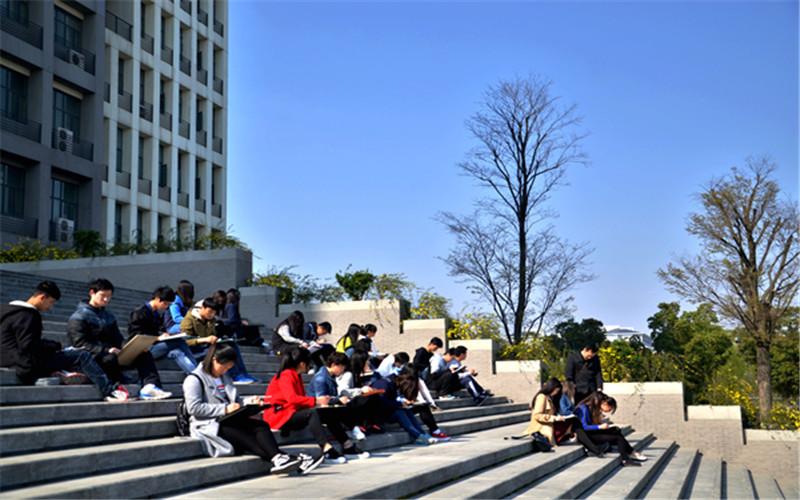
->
xmin=658 ymin=156 xmax=799 ymax=424
xmin=437 ymin=75 xmax=594 ymax=345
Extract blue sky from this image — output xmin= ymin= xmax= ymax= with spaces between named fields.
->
xmin=227 ymin=1 xmax=799 ymax=333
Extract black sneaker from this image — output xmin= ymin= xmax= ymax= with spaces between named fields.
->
xmin=270 ymin=453 xmax=302 ymax=474
xmin=324 ymin=448 xmax=347 ymax=464
xmin=589 ymin=442 xmax=610 ymax=458
xmin=297 ymin=453 xmax=325 ymax=474
xmin=622 ymin=459 xmax=642 ymax=467
xmin=343 ymin=445 xmax=370 ymax=459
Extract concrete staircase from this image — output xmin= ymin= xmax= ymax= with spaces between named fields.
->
xmin=1 ymin=270 xmax=792 ymax=499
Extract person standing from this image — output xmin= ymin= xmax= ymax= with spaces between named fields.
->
xmin=565 ymin=344 xmax=603 ymax=404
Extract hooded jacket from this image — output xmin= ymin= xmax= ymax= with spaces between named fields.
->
xmin=66 ymin=301 xmax=124 ymax=356
xmin=0 ymin=301 xmax=60 ymax=382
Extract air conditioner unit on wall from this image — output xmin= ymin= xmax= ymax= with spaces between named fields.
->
xmin=56 ymin=127 xmax=74 ymax=154
xmin=68 ymin=49 xmax=85 ymax=69
xmin=56 ymin=217 xmax=75 ymax=243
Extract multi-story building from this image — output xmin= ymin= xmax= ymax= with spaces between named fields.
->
xmin=1 ymin=0 xmax=227 ymax=248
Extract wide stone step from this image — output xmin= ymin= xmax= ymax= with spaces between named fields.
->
xmin=688 ymin=454 xmax=722 ymax=499
xmin=579 ymin=439 xmax=678 ymax=498
xmin=166 ymin=423 xmax=542 ymax=500
xmin=0 ymin=399 xmax=178 ymax=428
xmin=724 ymin=464 xmax=755 ymax=499
xmin=507 ymin=432 xmax=654 ymax=498
xmin=750 ymin=473 xmax=784 ymax=500
xmin=642 ymin=447 xmax=699 ymax=499
xmin=0 ymin=416 xmax=176 ymax=455
xmin=0 ymin=437 xmax=204 ymax=489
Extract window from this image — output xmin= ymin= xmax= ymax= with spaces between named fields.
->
xmin=195 ymin=175 xmax=201 ymax=199
xmin=114 ymin=203 xmax=123 ymax=244
xmin=116 ymin=127 xmax=124 ymax=172
xmin=160 ymin=14 xmax=166 ymax=48
xmin=1 ymin=66 xmax=28 ymax=122
xmin=118 ymin=57 xmax=125 ymax=93
xmin=177 ymin=155 xmax=183 ymax=193
xmin=158 ymin=145 xmax=167 ymax=187
xmin=55 ymin=7 xmax=83 ymax=50
xmin=138 ymin=136 xmax=145 ymax=179
xmin=0 ymin=163 xmax=25 ymax=218
xmin=136 ymin=210 xmax=143 ymax=245
xmin=159 ymin=78 xmax=166 ymax=110
xmin=1 ymin=0 xmax=29 ymax=23
xmin=53 ymin=89 xmax=81 ymax=136
xmin=50 ymin=178 xmax=78 ymax=223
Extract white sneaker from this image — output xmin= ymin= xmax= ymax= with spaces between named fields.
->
xmin=139 ymin=383 xmax=172 ymax=400
xmin=351 ymin=426 xmax=366 ymax=441
xmin=631 ymin=451 xmax=648 ymax=461
xmin=270 ymin=453 xmax=301 ymax=474
xmin=105 ymin=385 xmax=131 ymax=402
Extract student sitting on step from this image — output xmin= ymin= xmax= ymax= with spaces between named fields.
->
xmin=572 ymin=391 xmax=648 ymax=466
xmin=558 ymin=380 xmax=576 ymax=417
xmin=521 ymin=377 xmax=573 ymax=447
xmin=1 ymin=280 xmax=130 ymax=402
xmin=412 ymin=337 xmax=443 ymax=379
xmin=180 ymin=297 xmax=259 ymax=385
xmin=128 ymin=286 xmax=198 ymax=375
xmin=447 ymin=345 xmax=492 ymax=405
xmin=303 ymin=320 xmax=335 ymax=372
xmin=66 ymin=278 xmax=171 ymax=400
xmin=334 ymin=323 xmax=362 ymax=357
xmin=359 ymin=323 xmax=386 ymax=369
xmin=163 ymin=280 xmax=194 ymax=334
xmin=183 ymin=343 xmax=322 ymax=475
xmin=263 ymin=347 xmax=369 ymax=464
xmin=271 ymin=310 xmax=308 ymax=356
xmin=425 ymin=348 xmax=463 ymax=398
xmin=371 ymin=365 xmax=451 ymax=443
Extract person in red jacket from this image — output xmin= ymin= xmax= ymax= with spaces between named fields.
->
xmin=263 ymin=347 xmax=369 ymax=464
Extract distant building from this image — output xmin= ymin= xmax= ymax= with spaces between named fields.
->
xmin=1 ymin=0 xmax=228 ymax=246
xmin=604 ymin=325 xmax=654 ymax=350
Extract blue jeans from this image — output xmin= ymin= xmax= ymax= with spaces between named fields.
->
xmin=392 ymin=408 xmax=425 ymax=439
xmin=44 ymin=348 xmax=116 ymax=396
xmin=149 ymin=339 xmax=198 ymax=375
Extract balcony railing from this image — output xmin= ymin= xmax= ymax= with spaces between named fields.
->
xmin=213 ymin=19 xmax=224 ymax=36
xmin=212 ymin=203 xmax=222 ymax=218
xmin=52 ymin=127 xmax=93 ymax=161
xmin=116 ymin=171 xmax=131 ymax=189
xmin=196 ymin=130 xmax=207 ymax=147
xmin=213 ymin=77 xmax=223 ymax=95
xmin=0 ymin=5 xmax=43 ymax=48
xmin=178 ymin=119 xmax=190 ymax=139
xmin=138 ymin=178 xmax=152 ymax=195
xmin=118 ymin=90 xmax=133 ymax=112
xmin=105 ymin=11 xmax=132 ymax=41
xmin=212 ymin=136 xmax=222 ymax=154
xmin=161 ymin=45 xmax=173 ymax=64
xmin=1 ymin=215 xmax=38 ymax=237
xmin=197 ymin=68 xmax=208 ymax=85
xmin=139 ymin=100 xmax=153 ymax=121
xmin=104 ymin=82 xmax=110 ymax=102
xmin=1 ymin=114 xmax=41 ymax=142
xmin=180 ymin=0 xmax=191 ymax=14
xmin=177 ymin=192 xmax=189 ymax=207
xmin=54 ymin=40 xmax=96 ymax=75
xmin=158 ymin=185 xmax=171 ymax=201
xmin=141 ymin=32 xmax=154 ymax=54
xmin=195 ymin=198 xmax=206 ymax=213
xmin=179 ymin=55 xmax=191 ymax=75
xmin=160 ymin=111 xmax=172 ymax=130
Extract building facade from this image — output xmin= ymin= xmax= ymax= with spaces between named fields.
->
xmin=1 ymin=0 xmax=227 ymax=247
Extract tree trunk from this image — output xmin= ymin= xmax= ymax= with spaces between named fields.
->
xmin=756 ymin=343 xmax=772 ymax=427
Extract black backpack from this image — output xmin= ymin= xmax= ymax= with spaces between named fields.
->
xmin=176 ymin=374 xmax=201 ymax=436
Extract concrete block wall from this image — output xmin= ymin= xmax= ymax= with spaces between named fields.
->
xmin=0 ymin=248 xmax=253 ymax=299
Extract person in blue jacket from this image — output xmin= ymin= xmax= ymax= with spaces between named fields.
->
xmin=164 ymin=280 xmax=194 ymax=334
xmin=572 ymin=391 xmax=647 ymax=466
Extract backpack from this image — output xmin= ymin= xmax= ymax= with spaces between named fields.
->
xmin=176 ymin=373 xmax=201 ymax=436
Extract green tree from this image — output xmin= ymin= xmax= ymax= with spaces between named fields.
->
xmin=555 ymin=317 xmax=606 ymax=352
xmin=658 ymin=156 xmax=800 ymax=424
xmin=437 ymin=74 xmax=594 ymax=346
xmin=335 ymin=267 xmax=376 ymax=301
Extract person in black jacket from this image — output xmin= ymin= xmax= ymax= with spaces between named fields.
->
xmin=412 ymin=337 xmax=443 ymax=378
xmin=564 ymin=344 xmax=603 ymax=404
xmin=128 ymin=286 xmax=198 ymax=375
xmin=67 ymin=278 xmax=171 ymax=400
xmin=0 ymin=281 xmax=128 ymax=401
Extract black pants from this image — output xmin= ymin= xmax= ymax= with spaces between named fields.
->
xmin=426 ymin=370 xmax=461 ymax=395
xmin=218 ymin=416 xmax=280 ymax=461
xmin=410 ymin=403 xmax=439 ymax=433
xmin=576 ymin=426 xmax=634 ymax=460
xmin=344 ymin=394 xmax=384 ymax=428
xmin=310 ymin=344 xmax=335 ymax=370
xmin=283 ymin=407 xmax=349 ymax=449
xmin=95 ymin=350 xmax=161 ymax=388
